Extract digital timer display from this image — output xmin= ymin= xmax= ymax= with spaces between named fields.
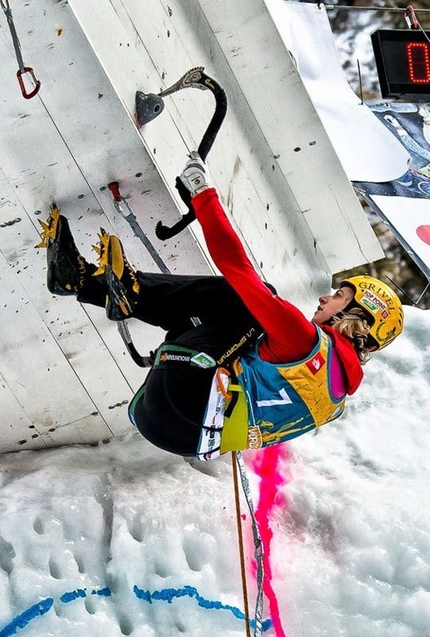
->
xmin=371 ymin=29 xmax=430 ymax=99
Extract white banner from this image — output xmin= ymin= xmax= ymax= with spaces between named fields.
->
xmin=354 ymin=102 xmax=430 ymax=279
xmin=265 ymin=0 xmax=410 ymax=181
xmin=266 ymin=0 xmax=430 ymax=280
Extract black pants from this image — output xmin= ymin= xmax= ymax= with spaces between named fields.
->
xmin=78 ymin=272 xmax=272 ymax=456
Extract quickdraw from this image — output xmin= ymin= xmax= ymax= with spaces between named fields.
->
xmin=107 ymin=181 xmax=170 ymax=275
xmin=135 ymin=67 xmax=227 ymax=240
xmin=106 ymin=181 xmax=202 ymax=368
xmin=1 ymin=0 xmax=41 ymax=99
xmin=106 ymin=180 xmax=170 ymax=368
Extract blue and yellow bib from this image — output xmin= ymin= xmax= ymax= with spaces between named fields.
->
xmin=220 ymin=328 xmax=346 ymax=453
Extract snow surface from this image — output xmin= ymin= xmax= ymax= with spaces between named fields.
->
xmin=0 ymin=305 xmax=430 ymax=637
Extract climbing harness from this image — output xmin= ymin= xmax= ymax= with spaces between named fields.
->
xmin=232 ymin=451 xmax=265 ymax=637
xmin=1 ymin=0 xmax=40 ymax=99
xmin=135 ymin=67 xmax=227 ymax=239
xmin=152 ymin=344 xmax=216 ymax=369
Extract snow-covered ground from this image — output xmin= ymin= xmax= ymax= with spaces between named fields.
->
xmin=0 ymin=304 xmax=429 ymax=637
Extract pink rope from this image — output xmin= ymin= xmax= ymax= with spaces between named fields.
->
xmin=250 ymin=445 xmax=292 ymax=637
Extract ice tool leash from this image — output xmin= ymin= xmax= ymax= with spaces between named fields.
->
xmin=135 ymin=66 xmax=227 ymax=239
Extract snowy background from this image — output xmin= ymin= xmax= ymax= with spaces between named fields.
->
xmin=1 ymin=2 xmax=430 ymax=636
xmin=1 ymin=304 xmax=429 ymax=637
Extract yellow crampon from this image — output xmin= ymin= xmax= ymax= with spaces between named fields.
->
xmin=36 ymin=204 xmax=61 ymax=249
xmin=92 ymin=228 xmax=110 ymax=277
xmin=92 ymin=230 xmax=139 ymax=294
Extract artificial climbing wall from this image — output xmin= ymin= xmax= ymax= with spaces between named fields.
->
xmin=0 ymin=0 xmax=383 ymax=452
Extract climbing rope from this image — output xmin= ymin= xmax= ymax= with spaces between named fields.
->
xmin=0 ymin=0 xmax=40 ymax=98
xmin=232 ymin=451 xmax=265 ymax=637
xmin=232 ymin=453 xmax=252 ymax=637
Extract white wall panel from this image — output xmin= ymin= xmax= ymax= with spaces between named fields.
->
xmin=0 ymin=0 xmax=383 ymax=451
xmin=0 ymin=0 xmax=209 ymax=452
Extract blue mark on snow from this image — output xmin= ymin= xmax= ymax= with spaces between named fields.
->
xmin=0 ymin=599 xmax=54 ymax=637
xmin=0 ymin=585 xmax=272 ymax=636
xmin=60 ymin=588 xmax=86 ymax=603
xmin=134 ymin=584 xmax=272 ymax=631
xmin=92 ymin=587 xmax=112 ymax=597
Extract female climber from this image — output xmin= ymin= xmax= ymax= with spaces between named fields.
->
xmin=39 ymin=152 xmax=404 ymax=460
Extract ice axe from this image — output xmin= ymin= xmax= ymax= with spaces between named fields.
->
xmin=135 ymin=67 xmax=227 ymax=239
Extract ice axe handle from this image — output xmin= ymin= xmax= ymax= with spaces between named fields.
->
xmin=155 ymin=72 xmax=227 ymax=240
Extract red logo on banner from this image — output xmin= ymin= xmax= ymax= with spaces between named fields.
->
xmin=306 ymin=352 xmax=325 ymax=375
xmin=416 ymin=225 xmax=430 ymax=245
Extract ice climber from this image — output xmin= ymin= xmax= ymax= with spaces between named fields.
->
xmin=38 ymin=152 xmax=404 ymax=460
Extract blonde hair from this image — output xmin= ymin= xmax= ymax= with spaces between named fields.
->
xmin=330 ymin=308 xmax=373 ymax=364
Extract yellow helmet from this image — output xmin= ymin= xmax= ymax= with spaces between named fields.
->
xmin=340 ymin=275 xmax=404 ymax=350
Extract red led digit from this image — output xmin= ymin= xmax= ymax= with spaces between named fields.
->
xmin=406 ymin=42 xmax=430 ymax=83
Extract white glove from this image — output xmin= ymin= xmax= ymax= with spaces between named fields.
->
xmin=179 ymin=151 xmax=211 ymax=196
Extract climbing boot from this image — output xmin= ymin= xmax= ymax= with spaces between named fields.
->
xmin=93 ymin=229 xmax=140 ymax=321
xmin=37 ymin=205 xmax=94 ymax=296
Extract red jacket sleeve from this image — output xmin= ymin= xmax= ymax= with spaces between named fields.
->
xmin=192 ymin=188 xmax=319 ymax=362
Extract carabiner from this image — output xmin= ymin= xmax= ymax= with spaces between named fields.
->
xmin=216 ymin=367 xmax=232 ymax=400
xmin=17 ymin=67 xmax=41 ymax=99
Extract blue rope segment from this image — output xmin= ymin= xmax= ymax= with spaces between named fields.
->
xmin=0 ymin=585 xmax=272 ymax=636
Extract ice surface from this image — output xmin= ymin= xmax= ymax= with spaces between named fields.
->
xmin=0 ymin=305 xmax=429 ymax=636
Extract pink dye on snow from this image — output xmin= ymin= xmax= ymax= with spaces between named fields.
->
xmin=249 ymin=445 xmax=293 ymax=637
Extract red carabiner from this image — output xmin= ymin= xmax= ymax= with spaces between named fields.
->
xmin=16 ymin=67 xmax=41 ymax=99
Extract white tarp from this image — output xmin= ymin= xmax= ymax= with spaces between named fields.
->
xmin=264 ymin=0 xmax=410 ymax=182
xmin=266 ymin=0 xmax=430 ymax=280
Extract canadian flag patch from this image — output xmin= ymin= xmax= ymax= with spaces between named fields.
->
xmin=306 ymin=352 xmax=325 ymax=375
